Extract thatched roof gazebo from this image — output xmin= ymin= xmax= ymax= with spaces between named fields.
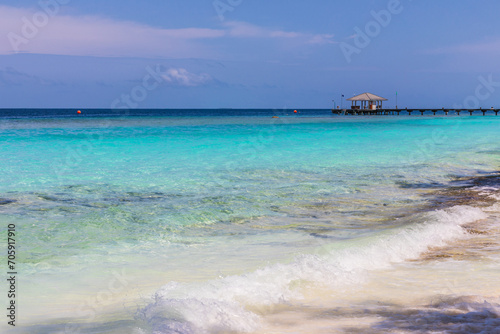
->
xmin=347 ymin=92 xmax=387 ymax=110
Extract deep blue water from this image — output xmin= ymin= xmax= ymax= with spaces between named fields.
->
xmin=0 ymin=108 xmax=331 ymax=119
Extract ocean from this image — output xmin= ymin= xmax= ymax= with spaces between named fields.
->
xmin=1 ymin=109 xmax=499 ymax=333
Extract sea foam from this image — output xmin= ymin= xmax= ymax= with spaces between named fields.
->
xmin=140 ymin=205 xmax=488 ymax=333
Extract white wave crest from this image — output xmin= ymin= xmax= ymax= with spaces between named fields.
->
xmin=139 ymin=205 xmax=489 ymax=333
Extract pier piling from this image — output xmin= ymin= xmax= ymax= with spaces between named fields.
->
xmin=332 ymin=107 xmax=499 ymax=116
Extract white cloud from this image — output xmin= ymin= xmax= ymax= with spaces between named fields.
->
xmin=224 ymin=21 xmax=336 ymax=44
xmin=307 ymin=34 xmax=336 ymax=45
xmin=424 ymin=38 xmax=500 ymax=56
xmin=0 ymin=5 xmax=224 ymax=58
xmin=224 ymin=21 xmax=266 ymax=38
xmin=161 ymin=68 xmax=212 ymax=87
xmin=0 ymin=5 xmax=336 ymax=58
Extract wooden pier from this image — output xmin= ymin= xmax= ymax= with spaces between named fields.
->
xmin=332 ymin=108 xmax=500 ymax=116
xmin=334 ymin=93 xmax=500 ymax=116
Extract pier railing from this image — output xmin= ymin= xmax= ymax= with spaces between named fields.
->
xmin=332 ymin=108 xmax=500 ymax=116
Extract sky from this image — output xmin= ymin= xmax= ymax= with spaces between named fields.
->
xmin=0 ymin=0 xmax=500 ymax=109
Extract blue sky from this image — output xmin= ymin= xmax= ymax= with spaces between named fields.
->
xmin=1 ymin=0 xmax=500 ymax=108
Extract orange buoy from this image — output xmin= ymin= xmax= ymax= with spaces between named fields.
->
xmin=77 ymin=110 xmax=82 ymax=114
xmin=294 ymin=110 xmax=298 ymax=113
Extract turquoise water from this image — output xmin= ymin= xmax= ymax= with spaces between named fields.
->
xmin=1 ymin=112 xmax=500 ymax=333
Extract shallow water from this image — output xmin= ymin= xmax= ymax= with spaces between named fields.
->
xmin=1 ymin=110 xmax=499 ymax=333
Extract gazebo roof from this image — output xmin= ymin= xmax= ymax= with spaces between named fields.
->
xmin=346 ymin=92 xmax=388 ymax=101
